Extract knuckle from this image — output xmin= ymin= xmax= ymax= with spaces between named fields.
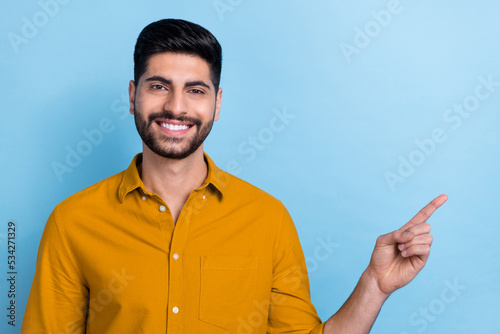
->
xmin=419 ymin=210 xmax=430 ymax=221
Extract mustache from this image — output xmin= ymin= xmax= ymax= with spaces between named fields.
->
xmin=147 ymin=111 xmax=202 ymax=128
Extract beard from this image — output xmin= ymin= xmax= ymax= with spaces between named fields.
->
xmin=134 ymin=104 xmax=215 ymax=160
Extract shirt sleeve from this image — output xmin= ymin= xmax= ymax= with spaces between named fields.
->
xmin=267 ymin=206 xmax=325 ymax=334
xmin=21 ymin=205 xmax=88 ymax=334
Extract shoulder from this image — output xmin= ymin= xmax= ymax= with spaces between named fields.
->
xmin=214 ymin=170 xmax=295 ymax=238
xmin=206 ymin=152 xmax=285 ymax=211
xmin=56 ymin=170 xmax=125 ymax=215
xmin=220 ymin=170 xmax=286 ymax=209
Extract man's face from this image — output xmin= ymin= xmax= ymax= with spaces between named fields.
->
xmin=129 ymin=52 xmax=222 ymax=160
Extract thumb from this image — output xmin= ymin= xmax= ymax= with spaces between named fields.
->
xmin=377 ymin=230 xmax=414 ymax=247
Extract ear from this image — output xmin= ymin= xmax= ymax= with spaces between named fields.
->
xmin=214 ymin=87 xmax=223 ymax=121
xmin=128 ymin=80 xmax=136 ymax=115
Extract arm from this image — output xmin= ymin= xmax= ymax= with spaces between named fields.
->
xmin=323 ymin=194 xmax=448 ymax=334
xmin=21 ymin=206 xmax=88 ymax=333
xmin=268 ymin=207 xmax=326 ymax=333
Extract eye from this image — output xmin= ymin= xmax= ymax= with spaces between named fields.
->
xmin=189 ymin=88 xmax=205 ymax=94
xmin=150 ymin=84 xmax=166 ymax=90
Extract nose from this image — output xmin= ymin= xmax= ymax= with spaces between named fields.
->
xmin=164 ymin=89 xmax=187 ymax=116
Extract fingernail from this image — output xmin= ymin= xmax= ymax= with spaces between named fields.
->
xmin=402 ymin=250 xmax=407 ymax=257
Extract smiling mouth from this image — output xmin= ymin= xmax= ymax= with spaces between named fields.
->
xmin=159 ymin=122 xmax=191 ymax=130
xmin=155 ymin=119 xmax=195 ymax=135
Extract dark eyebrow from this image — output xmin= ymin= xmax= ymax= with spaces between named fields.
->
xmin=144 ymin=75 xmax=171 ymax=85
xmin=185 ymin=80 xmax=211 ymax=90
xmin=144 ymin=76 xmax=212 ymax=90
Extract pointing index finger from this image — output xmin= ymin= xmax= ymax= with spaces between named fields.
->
xmin=400 ymin=194 xmax=448 ymax=231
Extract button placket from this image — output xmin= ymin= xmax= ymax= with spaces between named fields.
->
xmin=166 ymin=197 xmax=192 ymax=332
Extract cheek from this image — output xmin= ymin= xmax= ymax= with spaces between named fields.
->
xmin=136 ymin=95 xmax=164 ymax=113
xmin=188 ymin=100 xmax=215 ymax=116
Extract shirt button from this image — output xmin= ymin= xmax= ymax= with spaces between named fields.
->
xmin=202 ymin=195 xmax=206 ymax=200
xmin=141 ymin=196 xmax=147 ymax=201
xmin=172 ymin=306 xmax=179 ymax=314
xmin=159 ymin=205 xmax=166 ymax=212
xmin=173 ymin=253 xmax=179 ymax=260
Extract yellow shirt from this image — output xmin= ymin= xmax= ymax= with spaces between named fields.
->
xmin=22 ymin=153 xmax=325 ymax=334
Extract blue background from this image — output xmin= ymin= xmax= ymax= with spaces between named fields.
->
xmin=1 ymin=0 xmax=499 ymax=333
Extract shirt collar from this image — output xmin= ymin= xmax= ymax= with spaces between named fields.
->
xmin=118 ymin=152 xmax=226 ymax=203
xmin=202 ymin=152 xmax=227 ymax=196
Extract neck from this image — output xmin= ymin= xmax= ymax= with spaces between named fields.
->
xmin=140 ymin=144 xmax=207 ymax=222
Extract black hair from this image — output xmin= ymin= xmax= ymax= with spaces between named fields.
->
xmin=133 ymin=19 xmax=222 ymax=90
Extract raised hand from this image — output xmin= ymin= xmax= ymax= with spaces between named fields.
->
xmin=366 ymin=194 xmax=448 ymax=296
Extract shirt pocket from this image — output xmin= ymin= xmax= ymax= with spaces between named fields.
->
xmin=199 ymin=255 xmax=259 ymax=329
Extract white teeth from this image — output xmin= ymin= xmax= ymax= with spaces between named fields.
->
xmin=160 ymin=123 xmax=189 ymax=131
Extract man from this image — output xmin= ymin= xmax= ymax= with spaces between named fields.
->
xmin=22 ymin=19 xmax=447 ymax=333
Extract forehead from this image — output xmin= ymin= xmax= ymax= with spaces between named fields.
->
xmin=143 ymin=52 xmax=212 ymax=81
